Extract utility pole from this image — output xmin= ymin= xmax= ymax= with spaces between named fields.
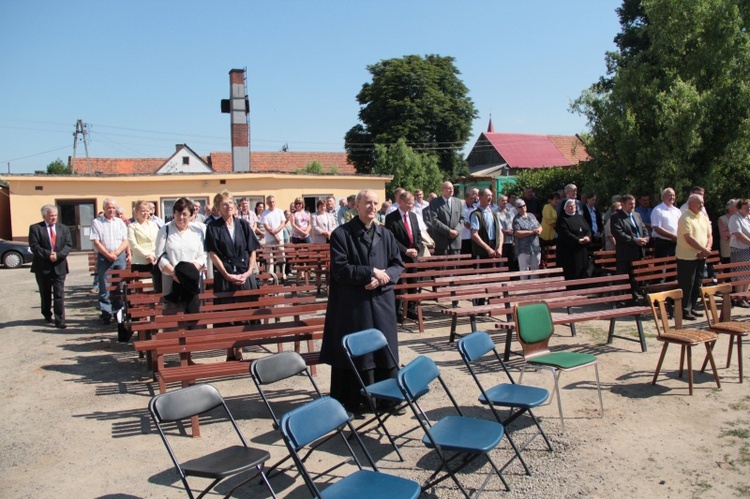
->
xmin=71 ymin=119 xmax=91 ymax=174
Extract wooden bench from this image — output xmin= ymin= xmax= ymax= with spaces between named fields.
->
xmin=493 ymin=274 xmax=652 ymax=358
xmin=400 ymin=267 xmax=563 ymax=332
xmin=631 ymin=251 xmax=720 ymax=300
xmin=713 ymin=260 xmax=750 ymax=303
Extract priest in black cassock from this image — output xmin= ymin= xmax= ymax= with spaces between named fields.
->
xmin=320 ymin=189 xmax=405 ymax=413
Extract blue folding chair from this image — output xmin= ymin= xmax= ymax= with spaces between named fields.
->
xmin=149 ymin=384 xmax=276 ymax=499
xmin=457 ymin=331 xmax=553 ymax=475
xmin=397 ymin=355 xmax=510 ymax=497
xmin=342 ymin=328 xmax=428 ymax=461
xmin=279 ymin=396 xmax=421 ymax=499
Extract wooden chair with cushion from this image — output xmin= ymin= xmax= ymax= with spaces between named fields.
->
xmin=647 ymin=289 xmax=721 ymax=395
xmin=700 ymin=283 xmax=749 ymax=383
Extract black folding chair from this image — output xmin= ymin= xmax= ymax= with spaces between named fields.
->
xmin=149 ymin=383 xmax=276 ymax=499
xmin=250 ymin=351 xmax=326 ymax=477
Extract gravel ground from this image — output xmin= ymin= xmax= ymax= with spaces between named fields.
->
xmin=1 ymin=252 xmax=749 ymax=498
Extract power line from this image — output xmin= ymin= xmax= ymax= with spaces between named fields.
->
xmin=0 ymin=145 xmax=71 ymax=164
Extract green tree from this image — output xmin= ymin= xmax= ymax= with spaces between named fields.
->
xmin=571 ymin=0 xmax=750 ymax=216
xmin=345 ymin=54 xmax=478 ymax=178
xmin=295 ymin=160 xmax=338 ymax=175
xmin=46 ymin=158 xmax=71 ymax=174
xmin=373 ymin=138 xmax=443 ymax=201
xmin=506 ymin=165 xmax=587 ymax=200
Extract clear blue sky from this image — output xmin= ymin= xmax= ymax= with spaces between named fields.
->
xmin=0 ymin=0 xmax=622 ymax=174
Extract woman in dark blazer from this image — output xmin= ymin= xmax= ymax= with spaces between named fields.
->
xmin=556 ymin=199 xmax=592 ymax=280
xmin=205 ymin=191 xmax=261 ymax=295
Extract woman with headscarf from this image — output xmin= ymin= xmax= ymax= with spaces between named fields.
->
xmin=556 ymin=198 xmax=592 ymax=280
xmin=154 ymin=197 xmax=207 ymax=313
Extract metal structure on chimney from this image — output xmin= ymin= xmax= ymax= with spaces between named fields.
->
xmin=70 ymin=119 xmax=91 ymax=174
xmin=221 ymin=68 xmax=250 ymax=172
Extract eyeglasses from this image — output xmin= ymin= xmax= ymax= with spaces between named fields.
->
xmin=517 ymin=204 xmax=526 ymax=208
xmin=295 ymin=202 xmax=303 ymax=205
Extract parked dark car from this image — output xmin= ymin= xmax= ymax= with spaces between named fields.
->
xmin=0 ymin=239 xmax=33 ymax=268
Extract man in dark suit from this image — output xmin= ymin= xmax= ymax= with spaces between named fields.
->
xmin=426 ymin=181 xmax=464 ymax=255
xmin=29 ymin=204 xmax=73 ymax=328
xmin=611 ymin=194 xmax=649 ymax=300
xmin=385 ymin=191 xmax=422 ymax=321
xmin=582 ymin=193 xmax=604 ymax=249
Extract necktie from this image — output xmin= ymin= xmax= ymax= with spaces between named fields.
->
xmin=49 ymin=225 xmax=57 ymax=248
xmin=404 ymin=213 xmax=413 ymax=247
xmin=629 ymin=213 xmax=640 ymax=237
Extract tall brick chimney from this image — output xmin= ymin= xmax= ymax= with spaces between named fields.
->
xmin=225 ymin=69 xmax=250 ymax=172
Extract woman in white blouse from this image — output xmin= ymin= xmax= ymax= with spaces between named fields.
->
xmin=155 ymin=197 xmax=207 ymax=311
xmin=127 ymin=200 xmax=159 ymax=272
xmin=729 ymin=198 xmax=750 ymax=304
xmin=311 ymin=199 xmax=336 ymax=243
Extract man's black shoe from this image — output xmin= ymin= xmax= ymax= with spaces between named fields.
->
xmin=55 ymin=321 xmax=67 ymax=329
xmin=406 ymin=310 xmax=419 ymax=321
xmin=691 ymin=309 xmax=704 ymax=317
xmin=44 ymin=317 xmax=54 ymax=325
xmin=683 ymin=312 xmax=697 ymax=321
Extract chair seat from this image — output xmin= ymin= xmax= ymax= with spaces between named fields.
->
xmin=321 ymin=469 xmax=421 ymax=499
xmin=363 ymin=378 xmax=429 ymax=403
xmin=659 ymin=329 xmax=719 ymax=344
xmin=479 ymin=383 xmax=549 ymax=409
xmin=710 ymin=321 xmax=750 ymax=335
xmin=181 ymin=445 xmax=270 ymax=479
xmin=423 ymin=415 xmax=504 ymax=453
xmin=528 ymin=351 xmax=597 ymax=370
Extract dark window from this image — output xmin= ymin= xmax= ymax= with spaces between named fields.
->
xmin=182 ymin=156 xmax=190 ymax=165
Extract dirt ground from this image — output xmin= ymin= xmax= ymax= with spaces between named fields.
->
xmin=1 ymin=252 xmax=749 ymax=498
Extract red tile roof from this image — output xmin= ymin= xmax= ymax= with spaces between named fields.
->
xmin=547 ymin=135 xmax=590 ymax=164
xmin=68 ymin=150 xmax=356 ymax=175
xmin=483 ymin=133 xmax=569 ymax=168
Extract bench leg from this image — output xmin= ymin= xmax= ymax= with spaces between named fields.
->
xmin=636 ymin=316 xmax=647 ymax=352
xmin=417 ymin=306 xmax=424 ymax=333
xmin=449 ymin=316 xmax=458 ymax=343
xmin=469 ymin=314 xmax=477 ymax=332
xmin=607 ymin=318 xmax=616 ymax=345
xmin=567 ymin=307 xmax=576 ymax=336
xmin=504 ymin=329 xmax=513 ymax=362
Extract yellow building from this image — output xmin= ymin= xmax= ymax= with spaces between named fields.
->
xmin=2 ymin=171 xmax=390 ymax=250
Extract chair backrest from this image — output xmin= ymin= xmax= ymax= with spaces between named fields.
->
xmin=251 ymin=351 xmax=309 ymax=385
xmin=397 ymin=355 xmax=441 ymax=401
xmin=150 ymin=384 xmax=224 ymax=422
xmin=647 ymin=288 xmax=684 ymax=335
xmin=280 ymin=396 xmax=352 ymax=450
xmin=250 ymin=351 xmax=322 ymax=428
xmin=514 ymin=302 xmax=554 ymax=357
xmin=701 ymin=283 xmax=731 ymax=327
xmin=457 ymin=330 xmax=495 ymax=363
xmin=343 ymin=328 xmax=389 ymax=357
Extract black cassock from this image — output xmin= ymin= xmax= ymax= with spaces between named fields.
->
xmin=320 ymin=217 xmax=404 ymax=410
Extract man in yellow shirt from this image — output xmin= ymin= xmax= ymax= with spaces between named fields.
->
xmin=676 ymin=194 xmax=713 ymax=320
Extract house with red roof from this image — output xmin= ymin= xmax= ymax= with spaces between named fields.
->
xmin=465 ymin=118 xmax=589 ymax=177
